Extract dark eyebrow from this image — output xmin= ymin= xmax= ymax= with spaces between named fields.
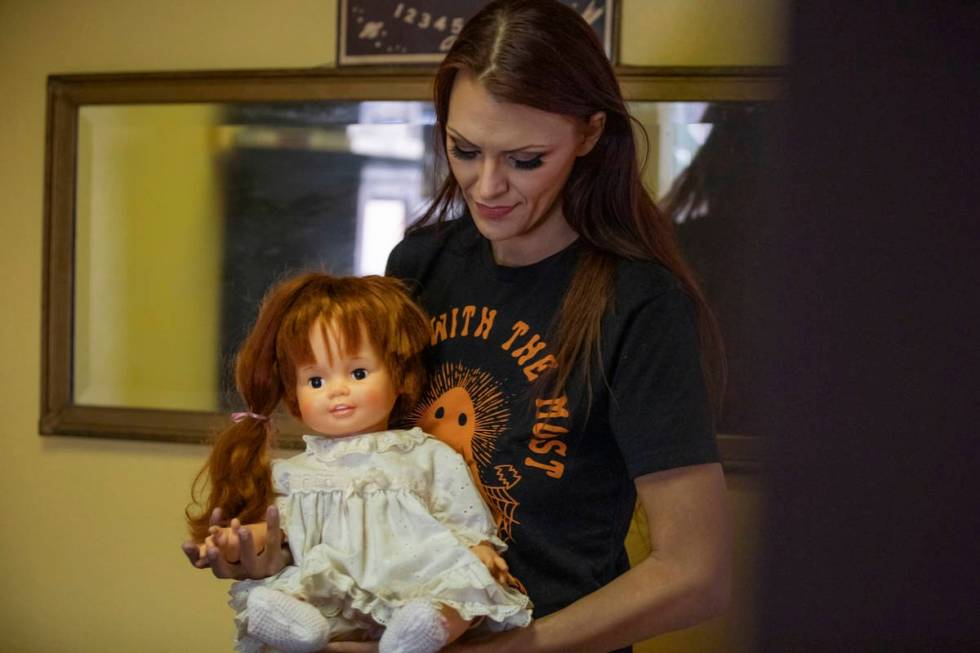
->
xmin=446 ymin=127 xmax=548 ymax=153
xmin=446 ymin=127 xmax=477 ymax=147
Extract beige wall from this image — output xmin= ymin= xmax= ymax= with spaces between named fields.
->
xmin=0 ymin=1 xmax=781 ymax=651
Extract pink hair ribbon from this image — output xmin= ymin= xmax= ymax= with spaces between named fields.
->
xmin=231 ymin=411 xmax=270 ymax=423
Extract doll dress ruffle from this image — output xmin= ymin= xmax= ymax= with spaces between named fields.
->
xmin=229 ymin=428 xmax=531 ymax=651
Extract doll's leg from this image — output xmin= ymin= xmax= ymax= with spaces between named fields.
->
xmin=378 ymin=601 xmax=471 ymax=653
xmin=439 ymin=605 xmax=472 ymax=644
xmin=246 ymin=586 xmax=331 ymax=653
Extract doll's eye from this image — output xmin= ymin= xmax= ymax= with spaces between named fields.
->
xmin=351 ymin=368 xmax=368 ymax=381
xmin=308 ymin=377 xmax=323 ymax=389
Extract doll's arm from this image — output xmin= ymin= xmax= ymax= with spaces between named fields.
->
xmin=198 ymin=519 xmax=270 ymax=563
xmin=469 ymin=541 xmax=518 ymax=587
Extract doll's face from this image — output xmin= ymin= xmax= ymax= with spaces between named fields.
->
xmin=294 ymin=322 xmax=398 ymax=437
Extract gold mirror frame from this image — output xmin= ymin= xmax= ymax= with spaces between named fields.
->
xmin=41 ymin=66 xmax=780 ymax=471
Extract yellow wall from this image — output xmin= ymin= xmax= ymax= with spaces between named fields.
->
xmin=0 ymin=1 xmax=781 ymax=651
xmin=76 ymin=105 xmax=223 ymax=411
xmin=619 ymin=0 xmax=788 ymax=66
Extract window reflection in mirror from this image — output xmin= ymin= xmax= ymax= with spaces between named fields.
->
xmin=73 ymin=99 xmax=772 ymax=437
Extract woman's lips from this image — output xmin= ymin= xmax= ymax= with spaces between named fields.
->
xmin=475 ymin=202 xmax=516 ymax=220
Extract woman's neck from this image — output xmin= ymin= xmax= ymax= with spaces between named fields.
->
xmin=489 ymin=213 xmax=579 ymax=267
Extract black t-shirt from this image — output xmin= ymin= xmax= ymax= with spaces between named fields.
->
xmin=386 ymin=217 xmax=718 ymax=647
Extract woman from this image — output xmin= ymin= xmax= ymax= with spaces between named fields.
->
xmin=186 ymin=2 xmax=731 ymax=651
xmin=386 ymin=1 xmax=731 ymax=651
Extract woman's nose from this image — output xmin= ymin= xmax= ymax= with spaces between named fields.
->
xmin=476 ymin=159 xmax=507 ymax=199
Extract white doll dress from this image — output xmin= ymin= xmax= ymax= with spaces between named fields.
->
xmin=228 ymin=428 xmax=531 ymax=652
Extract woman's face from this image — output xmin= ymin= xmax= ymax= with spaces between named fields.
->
xmin=445 ymin=70 xmax=604 ymax=266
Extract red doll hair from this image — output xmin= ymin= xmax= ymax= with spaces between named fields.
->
xmin=187 ymin=273 xmax=431 ymax=542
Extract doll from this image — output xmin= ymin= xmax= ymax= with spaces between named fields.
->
xmin=186 ymin=273 xmax=531 ymax=653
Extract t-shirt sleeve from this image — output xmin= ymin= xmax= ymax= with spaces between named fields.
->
xmin=608 ymin=286 xmax=719 ymax=478
xmin=385 ymin=226 xmax=442 ymax=286
xmin=385 ymin=239 xmax=409 ymax=278
xmin=385 ymin=221 xmax=464 ymax=290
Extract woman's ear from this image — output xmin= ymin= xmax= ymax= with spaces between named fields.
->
xmin=577 ymin=111 xmax=607 ymax=156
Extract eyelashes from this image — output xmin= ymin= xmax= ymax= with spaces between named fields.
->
xmin=449 ymin=144 xmax=544 ymax=171
xmin=449 ymin=144 xmax=478 ymax=161
xmin=512 ymin=155 xmax=544 ymax=170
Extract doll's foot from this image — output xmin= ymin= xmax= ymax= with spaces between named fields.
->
xmin=246 ymin=586 xmax=330 ymax=653
xmin=379 ymin=600 xmax=449 ymax=653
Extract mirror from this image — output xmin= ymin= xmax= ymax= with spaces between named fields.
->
xmin=42 ymin=67 xmax=780 ymax=470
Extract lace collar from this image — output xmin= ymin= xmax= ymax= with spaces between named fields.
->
xmin=302 ymin=427 xmax=428 ymax=462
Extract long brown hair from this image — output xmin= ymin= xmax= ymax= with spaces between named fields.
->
xmin=414 ymin=0 xmax=725 ymax=408
xmin=186 ymin=273 xmax=431 ymax=542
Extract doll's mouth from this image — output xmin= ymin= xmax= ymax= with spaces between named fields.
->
xmin=330 ymin=404 xmax=354 ymax=415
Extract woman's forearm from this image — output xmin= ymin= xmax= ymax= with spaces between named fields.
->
xmin=511 ymin=551 xmax=729 ymax=652
xmin=450 ymin=463 xmax=732 ymax=653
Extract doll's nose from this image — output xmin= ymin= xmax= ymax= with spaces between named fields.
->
xmin=326 ymin=380 xmax=350 ymax=398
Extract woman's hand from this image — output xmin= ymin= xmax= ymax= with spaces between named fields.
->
xmin=180 ymin=505 xmax=290 ymax=580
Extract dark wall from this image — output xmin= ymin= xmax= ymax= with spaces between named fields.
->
xmin=758 ymin=3 xmax=979 ymax=651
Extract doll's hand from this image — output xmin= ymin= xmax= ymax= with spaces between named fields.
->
xmin=181 ymin=506 xmax=290 ymax=580
xmin=202 ymin=520 xmax=248 ymax=563
xmin=470 ymin=542 xmax=517 ymax=588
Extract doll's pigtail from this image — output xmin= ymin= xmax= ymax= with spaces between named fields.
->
xmin=186 ymin=274 xmax=318 ymax=542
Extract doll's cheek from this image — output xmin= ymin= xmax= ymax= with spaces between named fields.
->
xmin=296 ymin=395 xmax=317 ymax=421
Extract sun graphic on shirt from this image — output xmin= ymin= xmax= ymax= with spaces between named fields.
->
xmin=408 ymin=362 xmax=523 ymax=541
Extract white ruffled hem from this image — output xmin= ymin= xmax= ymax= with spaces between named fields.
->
xmin=229 ymin=555 xmax=531 ymax=650
xmin=298 ymin=550 xmax=531 ymax=627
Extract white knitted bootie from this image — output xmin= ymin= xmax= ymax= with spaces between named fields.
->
xmin=246 ymin=586 xmax=330 ymax=653
xmin=378 ymin=600 xmax=450 ymax=653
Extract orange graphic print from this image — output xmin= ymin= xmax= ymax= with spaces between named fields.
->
xmin=409 ymin=362 xmax=523 ymax=542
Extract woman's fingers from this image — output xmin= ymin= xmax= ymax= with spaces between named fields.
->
xmin=209 ymin=507 xmax=227 ymax=527
xmin=206 ymin=545 xmax=244 ymax=579
xmin=237 ymin=526 xmax=261 ymax=576
xmin=181 ymin=540 xmax=210 ymax=569
xmin=265 ymin=505 xmax=282 ymax=545
xmin=190 ymin=506 xmax=288 ymax=579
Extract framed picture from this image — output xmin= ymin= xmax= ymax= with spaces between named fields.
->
xmin=338 ymin=0 xmax=617 ymax=65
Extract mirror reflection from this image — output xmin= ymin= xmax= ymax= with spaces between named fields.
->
xmin=73 ymin=99 xmax=773 ymax=436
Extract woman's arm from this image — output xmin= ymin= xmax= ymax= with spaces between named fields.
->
xmin=447 ymin=462 xmax=732 ymax=653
